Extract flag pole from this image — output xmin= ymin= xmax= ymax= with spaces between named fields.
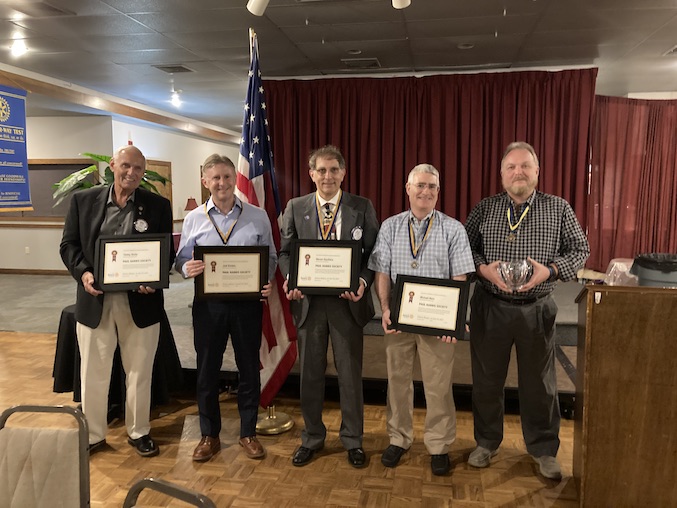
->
xmin=241 ymin=28 xmax=295 ymax=436
xmin=256 ymin=405 xmax=294 ymax=435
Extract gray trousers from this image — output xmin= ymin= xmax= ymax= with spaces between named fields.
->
xmin=297 ymin=295 xmax=364 ymax=450
xmin=469 ymin=285 xmax=560 ymax=457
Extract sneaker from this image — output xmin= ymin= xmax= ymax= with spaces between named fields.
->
xmin=468 ymin=446 xmax=497 ymax=468
xmin=534 ymin=455 xmax=562 ymax=480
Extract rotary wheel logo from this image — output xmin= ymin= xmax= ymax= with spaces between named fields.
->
xmin=0 ymin=98 xmax=10 ymax=122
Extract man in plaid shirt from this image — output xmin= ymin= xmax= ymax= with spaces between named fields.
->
xmin=464 ymin=141 xmax=589 ymax=481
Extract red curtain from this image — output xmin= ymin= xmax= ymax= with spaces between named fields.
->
xmin=264 ymin=68 xmax=597 ymax=224
xmin=588 ymin=96 xmax=677 ymax=271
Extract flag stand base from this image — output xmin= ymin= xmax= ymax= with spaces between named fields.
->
xmin=256 ymin=405 xmax=294 ymax=435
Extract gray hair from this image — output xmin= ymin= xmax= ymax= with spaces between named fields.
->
xmin=309 ymin=145 xmax=346 ymax=170
xmin=407 ymin=163 xmax=440 ymax=185
xmin=501 ymin=141 xmax=539 ymax=168
xmin=201 ymin=154 xmax=235 ymax=175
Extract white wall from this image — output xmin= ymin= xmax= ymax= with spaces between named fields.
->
xmin=111 ymin=119 xmax=239 ymax=220
xmin=1 ymin=116 xmax=239 ymax=272
xmin=26 ymin=116 xmax=113 ymax=158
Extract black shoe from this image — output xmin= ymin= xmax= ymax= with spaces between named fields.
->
xmin=347 ymin=448 xmax=367 ymax=468
xmin=381 ymin=444 xmax=407 ymax=468
xmin=127 ymin=435 xmax=159 ymax=457
xmin=431 ymin=453 xmax=450 ymax=476
xmin=292 ymin=445 xmax=320 ymax=467
xmin=88 ymin=439 xmax=106 ymax=455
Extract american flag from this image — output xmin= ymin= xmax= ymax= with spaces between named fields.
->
xmin=235 ymin=29 xmax=297 ymax=408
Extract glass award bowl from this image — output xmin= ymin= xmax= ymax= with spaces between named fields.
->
xmin=498 ymin=259 xmax=532 ymax=291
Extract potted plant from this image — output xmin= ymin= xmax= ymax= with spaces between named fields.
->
xmin=52 ymin=152 xmax=170 ymax=207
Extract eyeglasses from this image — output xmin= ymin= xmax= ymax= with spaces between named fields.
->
xmin=313 ymin=167 xmax=343 ymax=176
xmin=412 ymin=183 xmax=439 ymax=191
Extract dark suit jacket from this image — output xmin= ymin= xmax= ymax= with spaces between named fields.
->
xmin=279 ymin=191 xmax=379 ymax=328
xmin=60 ymin=185 xmax=175 ymax=329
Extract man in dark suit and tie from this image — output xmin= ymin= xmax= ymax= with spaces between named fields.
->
xmin=279 ymin=145 xmax=379 ymax=468
xmin=60 ymin=145 xmax=174 ymax=457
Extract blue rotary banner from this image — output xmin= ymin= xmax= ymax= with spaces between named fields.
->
xmin=0 ymin=85 xmax=31 ymax=212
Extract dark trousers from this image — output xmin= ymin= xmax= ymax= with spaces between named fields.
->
xmin=297 ymin=296 xmax=364 ymax=450
xmin=469 ymin=285 xmax=560 ymax=457
xmin=193 ymin=299 xmax=262 ymax=438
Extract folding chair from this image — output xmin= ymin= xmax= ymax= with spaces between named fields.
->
xmin=123 ymin=478 xmax=216 ymax=508
xmin=0 ymin=405 xmax=89 ymax=508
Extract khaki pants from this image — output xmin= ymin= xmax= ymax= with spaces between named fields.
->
xmin=76 ymin=292 xmax=159 ymax=444
xmin=384 ymin=332 xmax=456 ymax=455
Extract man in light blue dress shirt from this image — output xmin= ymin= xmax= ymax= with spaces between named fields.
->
xmin=176 ymin=154 xmax=277 ymax=462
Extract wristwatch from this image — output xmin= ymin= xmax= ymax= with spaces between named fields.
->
xmin=547 ymin=264 xmax=557 ymax=282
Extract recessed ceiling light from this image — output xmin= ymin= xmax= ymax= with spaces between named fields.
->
xmin=171 ymin=90 xmax=182 ymax=108
xmin=10 ymin=39 xmax=27 ymax=57
xmin=457 ymin=42 xmax=475 ymax=50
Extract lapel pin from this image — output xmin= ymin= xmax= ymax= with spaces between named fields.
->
xmin=134 ymin=219 xmax=149 ymax=232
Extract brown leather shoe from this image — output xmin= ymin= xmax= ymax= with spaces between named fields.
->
xmin=239 ymin=436 xmax=266 ymax=459
xmin=192 ymin=436 xmax=220 ymax=462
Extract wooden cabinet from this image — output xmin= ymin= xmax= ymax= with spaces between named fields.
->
xmin=574 ymin=286 xmax=677 ymax=506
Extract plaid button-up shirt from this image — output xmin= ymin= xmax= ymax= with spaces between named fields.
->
xmin=465 ymin=190 xmax=589 ymax=297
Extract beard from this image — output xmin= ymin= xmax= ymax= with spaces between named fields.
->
xmin=504 ymin=177 xmax=537 ymax=198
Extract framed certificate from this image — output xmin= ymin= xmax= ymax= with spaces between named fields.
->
xmin=94 ymin=234 xmax=171 ymax=292
xmin=193 ymin=245 xmax=268 ymax=300
xmin=389 ymin=274 xmax=470 ymax=338
xmin=288 ymin=240 xmax=360 ymax=295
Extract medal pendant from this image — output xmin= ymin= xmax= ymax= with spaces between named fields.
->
xmin=506 ymin=232 xmax=516 ymax=242
xmin=411 ymin=261 xmax=418 ymax=269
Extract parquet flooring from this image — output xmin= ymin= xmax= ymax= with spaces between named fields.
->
xmin=0 ymin=331 xmax=578 ymax=507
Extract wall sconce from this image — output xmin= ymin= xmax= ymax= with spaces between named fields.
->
xmin=392 ymin=0 xmax=411 ymax=8
xmin=247 ymin=0 xmax=269 ymax=16
xmin=184 ymin=197 xmax=198 ymax=211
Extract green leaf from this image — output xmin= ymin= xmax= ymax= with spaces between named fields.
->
xmin=140 ymin=180 xmax=160 ymax=194
xmin=53 ymin=151 xmax=168 ymax=207
xmin=104 ymin=167 xmax=114 ymax=184
xmin=52 ymin=165 xmax=99 ymax=207
xmin=82 ymin=152 xmax=111 ymax=164
xmin=143 ymin=169 xmax=171 ymax=184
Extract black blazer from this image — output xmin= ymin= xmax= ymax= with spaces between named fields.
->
xmin=60 ymin=185 xmax=175 ymax=329
xmin=279 ymin=191 xmax=380 ymax=328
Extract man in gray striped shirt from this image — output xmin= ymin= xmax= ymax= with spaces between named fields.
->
xmin=464 ymin=141 xmax=589 ymax=481
xmin=368 ymin=163 xmax=474 ymax=476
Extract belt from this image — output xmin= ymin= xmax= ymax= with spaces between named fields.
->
xmin=489 ymin=292 xmax=549 ymax=306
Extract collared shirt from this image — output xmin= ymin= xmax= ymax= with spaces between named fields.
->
xmin=100 ymin=185 xmax=135 ymax=236
xmin=464 ymin=190 xmax=590 ymax=296
xmin=316 ymin=191 xmax=342 ymax=239
xmin=368 ymin=209 xmax=475 ymax=285
xmin=175 ymin=196 xmax=277 ymax=280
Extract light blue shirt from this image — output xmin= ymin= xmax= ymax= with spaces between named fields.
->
xmin=175 ymin=196 xmax=277 ymax=280
xmin=368 ymin=209 xmax=475 ymax=284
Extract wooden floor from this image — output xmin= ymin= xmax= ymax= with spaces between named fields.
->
xmin=0 ymin=331 xmax=578 ymax=507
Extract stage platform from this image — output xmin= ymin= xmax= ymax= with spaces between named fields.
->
xmin=0 ymin=272 xmax=582 ymax=413
xmin=162 ymin=274 xmax=581 ymax=410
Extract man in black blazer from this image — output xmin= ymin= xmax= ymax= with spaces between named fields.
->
xmin=279 ymin=145 xmax=379 ymax=468
xmin=60 ymin=145 xmax=174 ymax=457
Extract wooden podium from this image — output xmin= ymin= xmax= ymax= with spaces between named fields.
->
xmin=574 ymin=285 xmax=677 ymax=506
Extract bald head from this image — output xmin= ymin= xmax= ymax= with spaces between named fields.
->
xmin=110 ymin=145 xmax=146 ymax=199
xmin=112 ymin=145 xmax=146 ymax=165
